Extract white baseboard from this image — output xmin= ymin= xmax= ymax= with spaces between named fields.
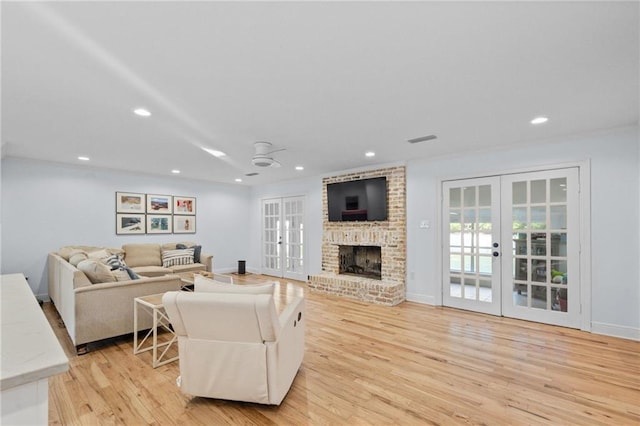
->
xmin=591 ymin=321 xmax=640 ymax=341
xmin=215 ymin=267 xmax=263 ymax=275
xmin=405 ymin=293 xmax=437 ymax=305
xmin=36 ymin=293 xmax=50 ymax=303
xmin=214 ymin=267 xmax=237 ymax=274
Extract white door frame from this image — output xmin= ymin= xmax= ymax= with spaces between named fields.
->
xmin=442 ymin=176 xmax=502 ymax=316
xmin=260 ymin=195 xmax=307 ymax=281
xmin=436 ymin=161 xmax=591 ymax=332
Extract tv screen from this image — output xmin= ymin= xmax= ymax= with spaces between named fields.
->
xmin=327 ymin=177 xmax=387 ymax=222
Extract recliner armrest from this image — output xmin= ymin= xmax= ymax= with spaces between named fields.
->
xmin=278 ymin=296 xmax=304 ymax=329
xmin=267 ymin=296 xmax=305 ymax=404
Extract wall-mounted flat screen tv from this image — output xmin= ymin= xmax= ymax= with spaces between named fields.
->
xmin=327 ymin=177 xmax=387 ymax=222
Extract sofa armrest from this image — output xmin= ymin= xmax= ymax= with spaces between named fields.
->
xmin=200 ymin=253 xmax=213 ymax=272
xmin=73 ymin=274 xmax=183 ymax=346
xmin=74 ymin=274 xmax=181 ymax=293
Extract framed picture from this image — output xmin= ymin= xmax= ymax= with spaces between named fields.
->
xmin=174 ymin=196 xmax=196 ymax=215
xmin=116 ymin=192 xmax=146 ymax=213
xmin=174 ymin=215 xmax=196 ymax=234
xmin=116 ymin=214 xmax=145 ymax=235
xmin=147 ymin=215 xmax=172 ymax=234
xmin=146 ymin=194 xmax=173 ymax=214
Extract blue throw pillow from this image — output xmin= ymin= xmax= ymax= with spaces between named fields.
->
xmin=123 ymin=266 xmax=140 ymax=280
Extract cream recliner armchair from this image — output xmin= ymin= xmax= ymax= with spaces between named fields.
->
xmin=162 ymin=283 xmax=305 ymax=405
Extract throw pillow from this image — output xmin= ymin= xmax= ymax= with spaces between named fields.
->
xmin=176 ymin=243 xmax=201 ymax=263
xmin=123 ymin=266 xmax=140 ymax=280
xmin=58 ymin=247 xmax=85 ymax=261
xmin=103 ymin=254 xmax=127 ymax=271
xmin=194 ymin=275 xmax=274 ymax=295
xmin=162 ymin=248 xmax=195 ymax=268
xmin=77 ymin=259 xmax=116 ymax=284
xmin=87 ymin=249 xmax=111 ymax=260
xmin=112 ymin=269 xmax=131 ymax=282
xmin=69 ymin=252 xmax=88 ymax=267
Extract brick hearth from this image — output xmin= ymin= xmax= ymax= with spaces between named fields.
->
xmin=308 ymin=166 xmax=406 ymax=306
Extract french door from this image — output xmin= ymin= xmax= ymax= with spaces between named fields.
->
xmin=443 ymin=168 xmax=581 ymax=328
xmin=262 ymin=196 xmax=305 ymax=281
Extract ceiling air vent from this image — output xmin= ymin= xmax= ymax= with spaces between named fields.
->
xmin=408 ymin=134 xmax=437 ymax=144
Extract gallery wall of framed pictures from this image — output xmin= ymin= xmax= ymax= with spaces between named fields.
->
xmin=115 ymin=192 xmax=196 ymax=235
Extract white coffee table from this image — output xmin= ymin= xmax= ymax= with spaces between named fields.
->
xmin=133 ymin=293 xmax=178 ymax=368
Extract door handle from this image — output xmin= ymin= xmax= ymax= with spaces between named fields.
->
xmin=493 ymin=251 xmax=500 ymax=257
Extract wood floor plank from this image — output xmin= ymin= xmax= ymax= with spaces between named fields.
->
xmin=44 ymin=275 xmax=640 ymax=425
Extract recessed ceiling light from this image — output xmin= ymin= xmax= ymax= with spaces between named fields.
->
xmin=133 ymin=108 xmax=151 ymax=117
xmin=295 ymin=166 xmax=304 ymax=171
xmin=171 ymin=169 xmax=181 ymax=174
xmin=235 ymin=178 xmax=242 ymax=182
xmin=202 ymin=148 xmax=226 ymax=157
xmin=531 ymin=116 xmax=548 ymax=125
xmin=365 ymin=151 xmax=376 ymax=157
xmin=77 ymin=156 xmax=90 ymax=161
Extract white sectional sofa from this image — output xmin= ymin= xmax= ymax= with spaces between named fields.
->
xmin=48 ymin=242 xmax=212 ymax=353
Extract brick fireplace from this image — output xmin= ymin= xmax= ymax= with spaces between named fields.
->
xmin=308 ymin=166 xmax=406 ymax=306
xmin=339 ymin=245 xmax=382 ymax=279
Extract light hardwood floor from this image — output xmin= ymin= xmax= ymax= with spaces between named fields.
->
xmin=45 ymin=275 xmax=639 ymax=425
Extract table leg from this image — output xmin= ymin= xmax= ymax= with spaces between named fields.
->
xmin=152 ymin=306 xmax=158 ymax=367
xmin=133 ymin=300 xmax=138 ymax=354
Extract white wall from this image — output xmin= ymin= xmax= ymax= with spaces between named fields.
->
xmin=1 ymin=158 xmax=251 ymax=298
xmin=3 ymin=125 xmax=638 ymax=338
xmin=248 ymin=176 xmax=323 ymax=278
xmin=406 ymin=125 xmax=640 ymax=337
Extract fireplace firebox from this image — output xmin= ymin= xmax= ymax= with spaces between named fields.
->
xmin=338 ymin=245 xmax=381 ymax=280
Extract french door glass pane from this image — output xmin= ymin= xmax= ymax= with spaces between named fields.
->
xmin=550 ymin=178 xmax=567 ymax=203
xmin=478 ymin=185 xmax=491 ymax=206
xmin=513 ymin=181 xmax=527 ymax=204
xmin=531 ymin=180 xmax=546 ymax=203
xmin=551 ymin=206 xmax=567 ymax=229
xmin=449 ymin=184 xmax=493 ymax=303
xmin=510 ymin=176 xmax=569 ymax=312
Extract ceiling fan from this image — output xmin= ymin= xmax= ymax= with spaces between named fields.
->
xmin=252 ymin=141 xmax=285 ymax=168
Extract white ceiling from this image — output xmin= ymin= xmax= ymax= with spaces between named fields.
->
xmin=2 ymin=1 xmax=638 ymax=185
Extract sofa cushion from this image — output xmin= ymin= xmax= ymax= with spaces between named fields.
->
xmin=194 ymin=276 xmax=274 ymax=295
xmin=130 ymin=266 xmax=172 ymax=277
xmin=169 ymin=263 xmax=206 ymax=273
xmin=162 ymin=248 xmax=194 ymax=268
xmin=176 ymin=243 xmax=202 ymax=263
xmin=77 ymin=259 xmax=117 ymax=284
xmin=123 ymin=244 xmax=162 ymax=267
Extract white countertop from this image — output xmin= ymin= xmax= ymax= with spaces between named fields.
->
xmin=1 ymin=273 xmax=69 ymax=390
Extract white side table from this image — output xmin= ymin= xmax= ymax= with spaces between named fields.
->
xmin=133 ymin=293 xmax=178 ymax=368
